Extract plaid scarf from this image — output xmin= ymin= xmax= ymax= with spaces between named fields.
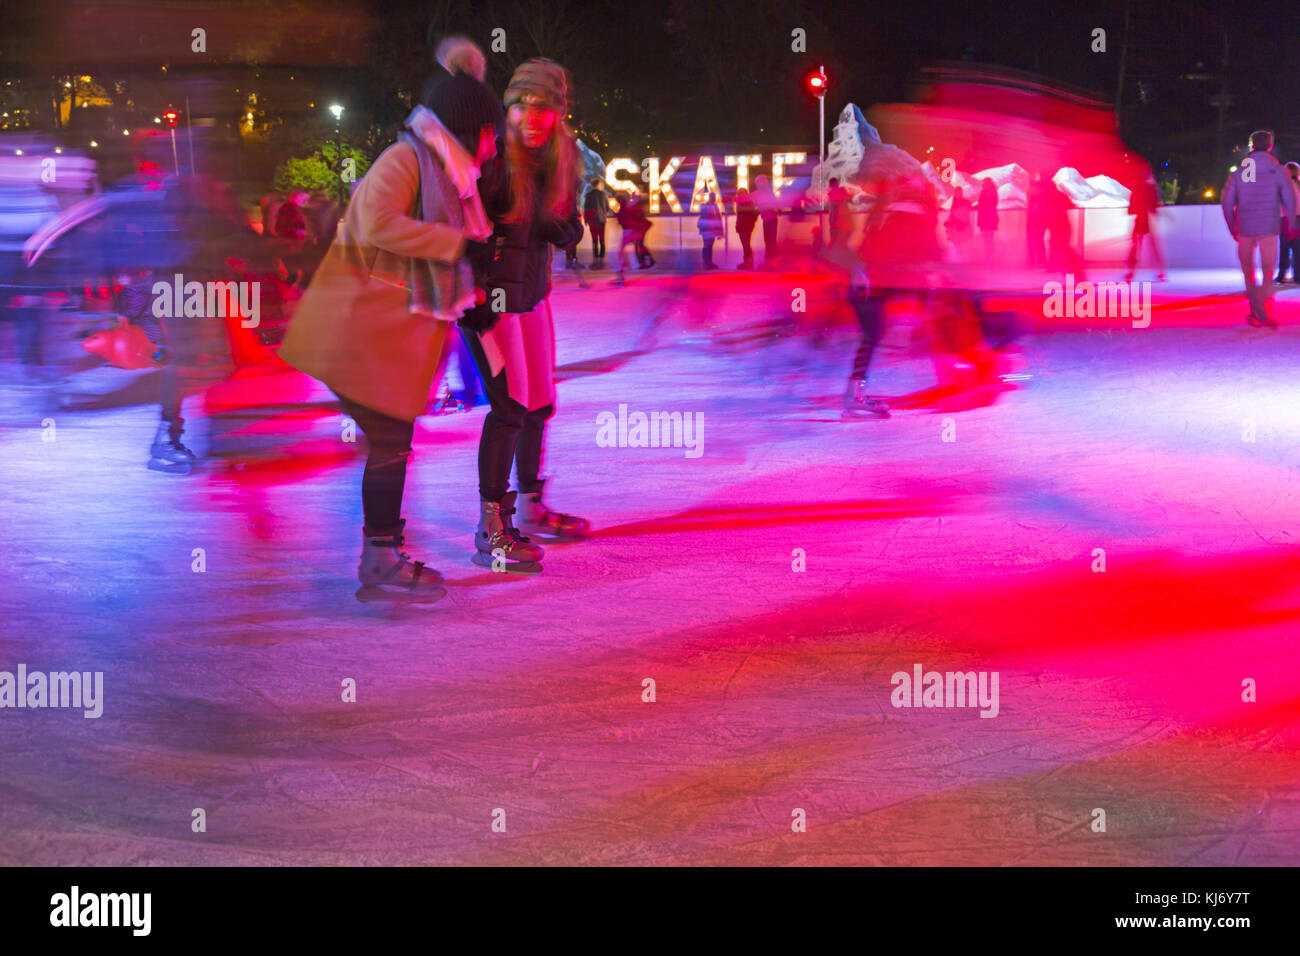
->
xmin=398 ymin=107 xmax=489 ymax=320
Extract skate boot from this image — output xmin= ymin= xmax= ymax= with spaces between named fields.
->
xmin=842 ymin=379 xmax=890 ymax=420
xmin=473 ymin=491 xmax=544 ymax=574
xmin=517 ymin=480 xmax=591 ymax=540
xmin=356 ymin=519 xmax=445 ymax=602
xmin=148 ymin=423 xmax=198 ymax=475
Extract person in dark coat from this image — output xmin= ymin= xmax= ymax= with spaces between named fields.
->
xmin=827 ymin=177 xmax=851 ymax=249
xmin=976 ymin=178 xmax=999 ymax=263
xmin=1276 ymin=162 xmax=1300 ymax=283
xmin=1025 ymin=172 xmax=1049 ymax=268
xmin=734 ymin=186 xmax=758 ymax=270
xmin=1124 ymin=166 xmax=1165 ymax=282
xmin=583 ymin=177 xmax=608 ymax=267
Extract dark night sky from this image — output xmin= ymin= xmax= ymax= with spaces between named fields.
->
xmin=4 ymin=0 xmax=1300 ymax=191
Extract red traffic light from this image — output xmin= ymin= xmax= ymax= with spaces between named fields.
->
xmin=807 ymin=67 xmax=828 ymax=96
xmin=163 ymin=109 xmax=178 ymax=128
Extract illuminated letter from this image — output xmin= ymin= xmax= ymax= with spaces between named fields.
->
xmin=771 ymin=152 xmax=807 ymax=197
xmin=646 ymin=156 xmax=683 ymax=213
xmin=689 ymin=156 xmax=723 ymax=212
xmin=605 ymin=159 xmax=639 ymax=199
xmin=725 ymin=154 xmax=761 ymax=193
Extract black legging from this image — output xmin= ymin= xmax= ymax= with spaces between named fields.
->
xmin=334 ymin=392 xmax=415 ymax=536
xmin=461 ymin=327 xmax=554 ymax=501
xmin=1278 ymin=235 xmax=1300 ymax=281
xmin=737 ymin=225 xmax=754 ymax=262
xmin=848 ymin=287 xmax=885 ymax=382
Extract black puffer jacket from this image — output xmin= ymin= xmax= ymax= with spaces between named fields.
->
xmin=460 ymin=161 xmax=582 ymax=330
xmin=484 ymin=207 xmax=582 ymax=313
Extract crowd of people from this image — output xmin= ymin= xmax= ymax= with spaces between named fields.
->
xmin=10 ymin=36 xmax=1300 ymax=601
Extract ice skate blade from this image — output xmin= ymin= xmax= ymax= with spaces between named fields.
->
xmin=842 ymin=408 xmax=890 ymax=420
xmin=354 ymin=586 xmax=446 ymax=604
xmin=148 ymin=459 xmax=193 ymax=475
xmin=471 ymin=552 xmax=543 ymax=575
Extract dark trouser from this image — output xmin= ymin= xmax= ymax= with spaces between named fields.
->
xmin=738 ymin=227 xmax=754 ymax=262
xmin=135 ymin=312 xmax=197 ymax=440
xmin=761 ymin=216 xmax=778 ymax=263
xmin=1278 ymin=235 xmax=1300 ymax=280
xmin=587 ymin=221 xmax=606 ymax=259
xmin=334 ymin=392 xmax=415 ymax=535
xmin=564 ymin=233 xmax=582 ymax=265
xmin=461 ymin=327 xmax=554 ymax=502
xmin=1 ymin=252 xmax=44 ymax=368
xmin=701 ymin=237 xmax=716 ymax=267
xmin=1025 ymin=223 xmax=1046 ymax=268
xmin=848 ymin=286 xmax=885 ymax=382
xmin=635 ymin=238 xmax=652 ymax=266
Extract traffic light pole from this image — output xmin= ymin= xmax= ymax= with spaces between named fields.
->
xmin=818 ymin=86 xmax=825 ymax=248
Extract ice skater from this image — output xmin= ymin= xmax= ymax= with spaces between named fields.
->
xmin=1222 ymin=129 xmax=1296 ymax=327
xmin=1275 ymin=162 xmax=1300 ymax=283
xmin=583 ymin=177 xmax=608 ymax=268
xmin=976 ymin=178 xmax=999 ymax=264
xmin=734 ymin=187 xmax=758 ymax=269
xmin=613 ymin=190 xmax=654 ymax=283
xmin=458 ymin=58 xmax=589 ymax=575
xmin=1124 ymin=164 xmax=1165 ymax=282
xmin=843 ymin=264 xmax=890 ymax=419
xmin=697 ymin=197 xmax=723 ymax=269
xmin=280 ymin=40 xmax=498 ymax=600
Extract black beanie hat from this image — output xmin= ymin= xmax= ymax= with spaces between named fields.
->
xmin=423 ymin=69 xmax=505 ymax=154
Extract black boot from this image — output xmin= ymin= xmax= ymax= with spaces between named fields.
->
xmin=148 ymin=423 xmax=197 ymax=475
xmin=473 ymin=491 xmax=544 ymax=574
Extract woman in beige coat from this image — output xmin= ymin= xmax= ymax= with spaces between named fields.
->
xmin=280 ymin=56 xmax=502 ymax=600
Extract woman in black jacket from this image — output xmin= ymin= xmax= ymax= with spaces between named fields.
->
xmin=457 ymin=59 xmax=586 ymax=574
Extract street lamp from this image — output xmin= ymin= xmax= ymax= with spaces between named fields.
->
xmin=329 ymin=104 xmax=344 ymax=203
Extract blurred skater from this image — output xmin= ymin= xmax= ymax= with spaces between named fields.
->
xmin=583 ymin=177 xmax=607 ymax=268
xmin=1275 ymin=162 xmax=1300 ymax=283
xmin=976 ymin=178 xmax=999 ymax=263
xmin=735 ymin=186 xmax=758 ymax=270
xmin=1124 ymin=165 xmax=1165 ymax=282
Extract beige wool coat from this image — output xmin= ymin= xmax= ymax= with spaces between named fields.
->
xmin=278 ymin=141 xmax=467 ymax=422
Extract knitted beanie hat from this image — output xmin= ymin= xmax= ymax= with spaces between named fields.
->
xmin=424 ymin=69 xmax=506 ymax=154
xmin=504 ymin=58 xmax=569 ymax=114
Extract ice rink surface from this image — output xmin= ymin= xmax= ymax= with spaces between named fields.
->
xmin=2 ymin=265 xmax=1298 ymax=865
